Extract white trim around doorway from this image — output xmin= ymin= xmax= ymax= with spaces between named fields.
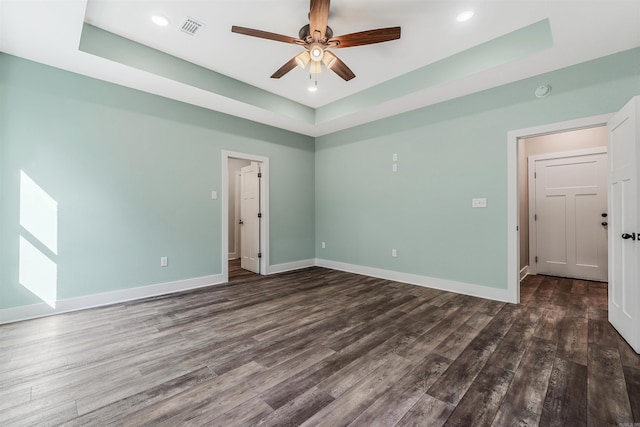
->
xmin=222 ymin=150 xmax=270 ymax=283
xmin=506 ymin=113 xmax=613 ymax=304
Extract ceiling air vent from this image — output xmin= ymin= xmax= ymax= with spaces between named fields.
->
xmin=181 ymin=17 xmax=204 ymax=36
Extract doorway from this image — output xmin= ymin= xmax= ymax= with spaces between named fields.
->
xmin=506 ymin=114 xmax=613 ymax=303
xmin=222 ymin=151 xmax=270 ymax=282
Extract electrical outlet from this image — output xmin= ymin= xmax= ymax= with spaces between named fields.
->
xmin=160 ymin=257 xmax=168 ymax=267
xmin=322 ymin=241 xmax=326 ymax=249
xmin=211 ymin=191 xmax=217 ymax=200
xmin=392 ymin=153 xmax=398 ymax=161
xmin=472 ymin=198 xmax=487 ymax=208
xmin=392 ymin=164 xmax=398 ymax=172
xmin=392 ymin=248 xmax=397 ymax=257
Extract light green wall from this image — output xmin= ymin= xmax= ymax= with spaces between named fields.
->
xmin=2 ymin=48 xmax=639 ymax=311
xmin=0 ymin=53 xmax=315 ymax=310
xmin=315 ymin=48 xmax=640 ymax=289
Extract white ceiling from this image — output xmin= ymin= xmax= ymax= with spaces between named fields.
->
xmin=1 ymin=0 xmax=639 ymax=136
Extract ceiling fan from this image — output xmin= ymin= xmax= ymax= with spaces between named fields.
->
xmin=231 ymin=0 xmax=401 ymax=81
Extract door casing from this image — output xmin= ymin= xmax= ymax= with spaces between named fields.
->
xmin=222 ymin=150 xmax=269 ymax=282
xmin=507 ymin=113 xmax=613 ymax=303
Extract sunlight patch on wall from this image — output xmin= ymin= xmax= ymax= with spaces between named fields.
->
xmin=20 ymin=171 xmax=58 ymax=254
xmin=19 ymin=236 xmax=57 ymax=307
xmin=19 ymin=170 xmax=58 ymax=308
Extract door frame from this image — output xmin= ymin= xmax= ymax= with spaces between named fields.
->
xmin=222 ymin=150 xmax=269 ymax=282
xmin=507 ymin=113 xmax=612 ymax=303
xmin=527 ymin=147 xmax=608 ymax=277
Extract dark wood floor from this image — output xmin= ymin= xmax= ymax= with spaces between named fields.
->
xmin=0 ymin=269 xmax=638 ymax=426
xmin=229 ymin=258 xmax=258 ymax=282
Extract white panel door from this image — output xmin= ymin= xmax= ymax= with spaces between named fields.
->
xmin=240 ymin=162 xmax=260 ymax=274
xmin=608 ymin=97 xmax=639 ymax=353
xmin=534 ymin=152 xmax=608 ymax=281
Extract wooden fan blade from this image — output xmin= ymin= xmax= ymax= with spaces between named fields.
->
xmin=328 ymin=54 xmax=355 ymax=81
xmin=309 ymin=0 xmax=330 ymax=40
xmin=329 ymin=27 xmax=401 ymax=48
xmin=271 ymin=57 xmax=299 ymax=79
xmin=232 ymin=26 xmax=304 ymax=45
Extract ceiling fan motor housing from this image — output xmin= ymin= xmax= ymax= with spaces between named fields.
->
xmin=299 ymin=24 xmax=333 ymax=42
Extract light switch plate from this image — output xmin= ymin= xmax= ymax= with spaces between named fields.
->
xmin=211 ymin=191 xmax=217 ymax=200
xmin=392 ymin=164 xmax=398 ymax=172
xmin=472 ymin=198 xmax=487 ymax=208
xmin=392 ymin=153 xmax=398 ymax=161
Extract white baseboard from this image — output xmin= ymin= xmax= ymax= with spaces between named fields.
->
xmin=315 ymin=259 xmax=514 ymax=303
xmin=0 ymin=274 xmax=225 ymax=325
xmin=267 ymin=259 xmax=316 ymax=274
xmin=228 ymin=252 xmax=238 ymax=260
xmin=1 ymin=258 xmax=518 ymax=325
xmin=520 ymin=265 xmax=530 ymax=281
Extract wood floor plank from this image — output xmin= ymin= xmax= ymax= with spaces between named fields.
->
xmin=0 ymin=270 xmax=637 ymax=426
xmin=431 ymin=312 xmax=493 ymax=361
xmin=426 ymin=304 xmax=523 ymax=406
xmin=588 ymin=311 xmax=619 ymax=348
xmin=395 ymin=394 xmax=455 ymax=427
xmin=587 ymin=343 xmax=634 ymax=425
xmin=622 ymin=365 xmax=640 ymax=422
xmin=533 ymin=305 xmax=567 ymax=342
xmin=443 ymin=363 xmax=514 ymax=427
xmin=491 ymin=337 xmax=557 ymax=426
xmin=539 ymin=357 xmax=587 ymax=426
xmin=617 ymin=333 xmax=640 ymax=370
xmin=255 ymin=386 xmax=334 ymax=427
xmin=0 ymin=386 xmax=31 ymax=412
xmin=486 ymin=306 xmax=543 ymax=372
xmin=0 ymin=401 xmax=78 ymax=427
xmin=300 ymin=356 xmax=413 ymax=427
xmin=348 ymin=353 xmax=451 ymax=426
xmin=123 ymin=361 xmax=263 ymax=425
xmin=68 ymin=367 xmax=215 ymax=426
xmin=557 ymin=314 xmax=588 ymax=366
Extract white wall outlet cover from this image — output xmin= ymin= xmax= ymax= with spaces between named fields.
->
xmin=392 ymin=164 xmax=398 ymax=172
xmin=160 ymin=257 xmax=168 ymax=267
xmin=321 ymin=241 xmax=326 ymax=248
xmin=472 ymin=198 xmax=488 ymax=208
xmin=392 ymin=153 xmax=398 ymax=161
xmin=391 ymin=248 xmax=397 ymax=257
xmin=211 ymin=191 xmax=217 ymax=199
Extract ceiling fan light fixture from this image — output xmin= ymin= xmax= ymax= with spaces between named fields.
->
xmin=322 ymin=51 xmax=337 ymax=69
xmin=309 ymin=43 xmax=324 ymax=62
xmin=310 ymin=61 xmax=322 ymax=74
xmin=295 ymin=51 xmax=311 ymax=68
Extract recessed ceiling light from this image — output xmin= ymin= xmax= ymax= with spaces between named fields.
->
xmin=152 ymin=15 xmax=169 ymax=27
xmin=456 ymin=10 xmax=474 ymax=22
xmin=308 ymin=86 xmax=318 ymax=93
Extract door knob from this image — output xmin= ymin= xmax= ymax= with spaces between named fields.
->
xmin=601 ymin=222 xmax=608 ymax=226
xmin=601 ymin=213 xmax=608 ymax=218
xmin=621 ymin=233 xmax=636 ymax=240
